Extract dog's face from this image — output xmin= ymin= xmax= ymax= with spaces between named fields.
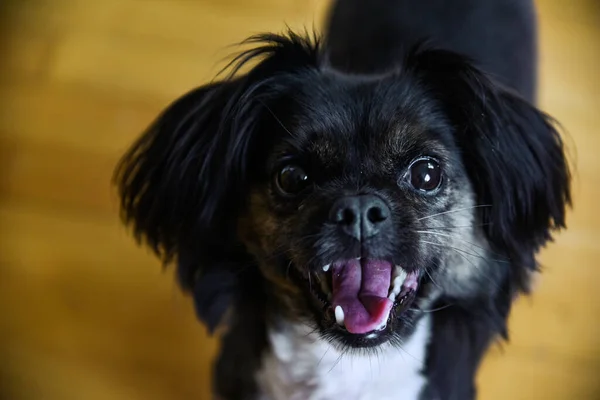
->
xmin=115 ymin=33 xmax=570 ymax=351
xmin=237 ymin=75 xmax=491 ymax=347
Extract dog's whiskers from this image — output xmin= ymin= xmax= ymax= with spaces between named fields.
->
xmin=317 ymin=346 xmax=331 ymax=368
xmin=415 ymin=230 xmax=509 ymax=261
xmin=421 ymin=240 xmax=488 ymax=265
xmin=424 ymin=261 xmax=441 ymax=289
xmin=422 ymin=240 xmax=504 ymax=292
xmin=285 ymin=260 xmax=294 ymax=280
xmin=397 ymin=344 xmax=422 ymax=364
xmin=260 ymin=101 xmax=299 ymax=139
xmin=303 ymin=324 xmax=321 ymax=338
xmin=417 ymin=204 xmax=492 ymax=221
xmin=328 ymin=347 xmax=348 ymax=374
xmin=410 ymin=303 xmax=454 ymax=313
xmin=426 ymin=223 xmax=490 ymax=230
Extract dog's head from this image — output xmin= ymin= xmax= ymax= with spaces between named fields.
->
xmin=115 ymin=32 xmax=570 ymax=350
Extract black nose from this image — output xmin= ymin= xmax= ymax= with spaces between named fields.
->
xmin=329 ymin=195 xmax=391 ymax=240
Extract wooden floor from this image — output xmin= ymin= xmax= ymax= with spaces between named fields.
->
xmin=0 ymin=0 xmax=598 ymax=399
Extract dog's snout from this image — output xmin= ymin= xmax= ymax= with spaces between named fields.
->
xmin=329 ymin=195 xmax=391 ymax=240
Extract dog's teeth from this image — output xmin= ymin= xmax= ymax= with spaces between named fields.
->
xmin=392 ymin=266 xmax=407 ymax=281
xmin=397 ymin=269 xmax=408 ymax=282
xmin=322 ymin=264 xmax=330 ymax=272
xmin=388 ymin=273 xmax=405 ymax=299
xmin=393 ymin=275 xmax=403 ymax=287
xmin=394 ymin=277 xmax=402 ymax=291
xmin=335 ymin=305 xmax=345 ymax=326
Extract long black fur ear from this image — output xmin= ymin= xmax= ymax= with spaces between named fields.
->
xmin=115 ymin=80 xmax=247 ymax=332
xmin=409 ymin=46 xmax=571 ymax=289
xmin=114 ymin=31 xmax=321 ymax=332
xmin=116 ymin=81 xmax=238 ymax=262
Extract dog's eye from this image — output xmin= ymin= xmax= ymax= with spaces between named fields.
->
xmin=408 ymin=158 xmax=442 ymax=192
xmin=275 ymin=165 xmax=310 ymax=196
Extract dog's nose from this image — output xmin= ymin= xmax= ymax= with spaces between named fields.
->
xmin=329 ymin=195 xmax=391 ymax=240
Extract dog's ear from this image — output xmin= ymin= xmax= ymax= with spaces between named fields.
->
xmin=116 ymin=81 xmax=238 ymax=261
xmin=114 ymin=32 xmax=321 ymax=332
xmin=114 ymin=80 xmax=246 ymax=332
xmin=409 ymin=47 xmax=571 ymax=288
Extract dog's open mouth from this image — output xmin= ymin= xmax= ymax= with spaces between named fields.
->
xmin=310 ymin=259 xmax=419 ymax=334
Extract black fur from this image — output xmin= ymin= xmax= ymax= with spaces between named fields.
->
xmin=114 ymin=1 xmax=570 ymax=399
xmin=406 ymin=48 xmax=570 ymax=265
xmin=115 ymin=32 xmax=322 ymax=328
xmin=325 ymin=0 xmax=538 ymax=102
xmin=323 ymin=2 xmax=569 ymax=398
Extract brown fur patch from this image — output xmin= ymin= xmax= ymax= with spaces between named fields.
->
xmin=238 ymin=189 xmax=301 ymax=296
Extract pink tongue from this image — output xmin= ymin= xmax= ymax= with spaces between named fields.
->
xmin=331 ymin=259 xmax=393 ymax=334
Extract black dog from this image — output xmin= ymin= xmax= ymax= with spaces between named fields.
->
xmin=115 ymin=0 xmax=571 ymax=398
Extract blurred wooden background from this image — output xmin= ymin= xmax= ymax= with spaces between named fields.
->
xmin=0 ymin=0 xmax=598 ymax=399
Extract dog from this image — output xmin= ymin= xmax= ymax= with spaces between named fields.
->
xmin=114 ymin=0 xmax=571 ymax=398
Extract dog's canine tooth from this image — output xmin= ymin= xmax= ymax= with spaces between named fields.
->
xmin=393 ymin=275 xmax=403 ymax=287
xmin=392 ymin=266 xmax=408 ymax=281
xmin=335 ymin=305 xmax=345 ymax=326
xmin=388 ymin=276 xmax=402 ymax=298
xmin=322 ymin=264 xmax=331 ymax=272
xmin=397 ymin=269 xmax=408 ymax=282
xmin=387 ymin=270 xmax=407 ymax=299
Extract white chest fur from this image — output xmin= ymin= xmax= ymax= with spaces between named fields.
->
xmin=255 ymin=315 xmax=431 ymax=400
